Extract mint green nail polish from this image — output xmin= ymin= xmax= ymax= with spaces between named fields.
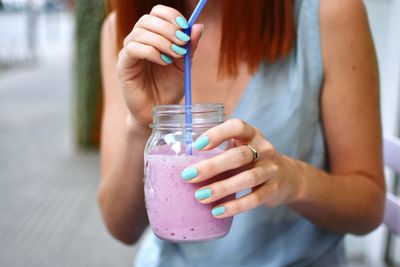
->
xmin=171 ymin=44 xmax=187 ymax=55
xmin=195 ymin=189 xmax=212 ymax=200
xmin=176 ymin=16 xmax=189 ymax=29
xmin=212 ymin=206 xmax=226 ymax=217
xmin=194 ymin=136 xmax=209 ymax=150
xmin=161 ymin=53 xmax=173 ymax=64
xmin=181 ymin=167 xmax=198 ymax=181
xmin=176 ymin=30 xmax=191 ymax=42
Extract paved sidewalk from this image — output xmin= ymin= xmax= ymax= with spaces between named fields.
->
xmin=0 ymin=13 xmax=137 ymax=267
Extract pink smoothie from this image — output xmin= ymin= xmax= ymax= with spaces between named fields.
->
xmin=144 ymin=145 xmax=234 ymax=242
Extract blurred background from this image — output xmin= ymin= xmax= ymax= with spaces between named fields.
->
xmin=0 ymin=0 xmax=398 ymax=266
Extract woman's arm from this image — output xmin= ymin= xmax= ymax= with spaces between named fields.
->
xmin=291 ymin=0 xmax=385 ymax=234
xmin=98 ymin=4 xmax=203 ymax=244
xmin=98 ymin=13 xmax=150 ymax=245
xmin=293 ymin=0 xmax=385 ymax=233
xmin=183 ymin=0 xmax=385 ymax=235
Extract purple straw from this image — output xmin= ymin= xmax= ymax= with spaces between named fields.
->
xmin=184 ymin=0 xmax=208 ymax=155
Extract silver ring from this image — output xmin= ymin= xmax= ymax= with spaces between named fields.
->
xmin=246 ymin=144 xmax=259 ymax=164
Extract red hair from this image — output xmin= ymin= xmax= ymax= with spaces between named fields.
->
xmin=107 ymin=0 xmax=295 ymax=76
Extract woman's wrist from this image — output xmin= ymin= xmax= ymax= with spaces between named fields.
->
xmin=278 ymin=154 xmax=309 ymax=205
xmin=284 ymin=155 xmax=330 ymax=208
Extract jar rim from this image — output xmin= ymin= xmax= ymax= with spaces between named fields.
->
xmin=151 ymin=103 xmax=224 ymax=130
xmin=152 ymin=103 xmax=224 ymax=115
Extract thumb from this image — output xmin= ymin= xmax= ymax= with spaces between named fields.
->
xmin=189 ymin=24 xmax=204 ymax=58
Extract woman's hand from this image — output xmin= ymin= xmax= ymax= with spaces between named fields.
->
xmin=181 ymin=119 xmax=302 ymax=218
xmin=117 ymin=5 xmax=203 ymax=127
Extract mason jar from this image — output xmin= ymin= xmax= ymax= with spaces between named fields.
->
xmin=144 ymin=104 xmax=234 ymax=242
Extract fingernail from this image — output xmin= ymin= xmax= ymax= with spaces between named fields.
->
xmin=212 ymin=206 xmax=226 ymax=217
xmin=195 ymin=188 xmax=212 ymax=200
xmin=181 ymin=167 xmax=198 ymax=181
xmin=194 ymin=136 xmax=209 ymax=150
xmin=176 ymin=30 xmax=191 ymax=42
xmin=171 ymin=44 xmax=187 ymax=55
xmin=176 ymin=16 xmax=189 ymax=29
xmin=161 ymin=53 xmax=173 ymax=64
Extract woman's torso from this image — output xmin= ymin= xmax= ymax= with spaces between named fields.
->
xmin=135 ymin=0 xmax=346 ymax=266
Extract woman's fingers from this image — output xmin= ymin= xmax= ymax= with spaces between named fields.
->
xmin=122 ymin=42 xmax=167 ymax=66
xmin=148 ymin=5 xmax=203 ymax=58
xmin=120 ymin=5 xmax=204 ymax=70
xmin=211 ymin=185 xmax=270 ymax=218
xmin=130 ymin=28 xmax=186 ymax=59
xmin=123 ymin=5 xmax=190 ymax=49
xmin=182 ymin=145 xmax=256 ymax=183
xmin=135 ymin=15 xmax=190 ymax=48
xmin=124 ymin=4 xmax=190 ymax=46
xmin=193 ymin=119 xmax=258 ymax=151
xmin=150 ymin=4 xmax=189 ymax=30
xmin=194 ymin=166 xmax=272 ymax=204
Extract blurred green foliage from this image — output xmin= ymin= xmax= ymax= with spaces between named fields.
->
xmin=74 ymin=0 xmax=105 ymax=149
